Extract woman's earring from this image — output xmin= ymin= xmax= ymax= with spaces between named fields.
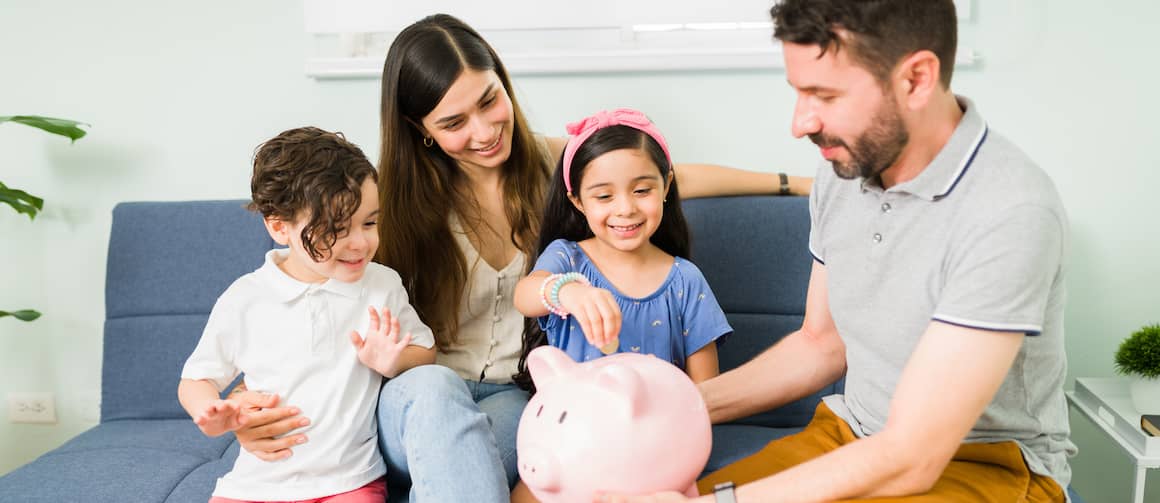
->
xmin=423 ymin=136 xmax=434 ymax=148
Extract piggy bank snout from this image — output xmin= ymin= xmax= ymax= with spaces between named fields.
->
xmin=518 ymin=444 xmax=561 ymax=491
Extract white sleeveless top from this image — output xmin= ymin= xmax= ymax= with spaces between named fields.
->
xmin=433 ymin=135 xmax=554 ymax=384
xmin=435 ymin=212 xmax=527 ymax=383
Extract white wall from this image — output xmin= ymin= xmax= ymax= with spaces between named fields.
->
xmin=1 ymin=1 xmax=1157 ymax=500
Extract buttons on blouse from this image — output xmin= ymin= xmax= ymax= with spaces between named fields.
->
xmin=881 ymin=202 xmax=892 ymax=213
xmin=872 ymin=233 xmax=883 ymax=244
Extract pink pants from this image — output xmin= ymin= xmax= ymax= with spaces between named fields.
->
xmin=208 ymin=478 xmax=386 ymax=503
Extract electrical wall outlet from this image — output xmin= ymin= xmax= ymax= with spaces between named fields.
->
xmin=7 ymin=392 xmax=57 ymax=424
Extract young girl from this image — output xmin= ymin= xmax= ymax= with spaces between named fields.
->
xmin=513 ymin=109 xmax=732 ymax=384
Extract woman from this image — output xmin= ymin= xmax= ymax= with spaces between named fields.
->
xmin=232 ymin=13 xmax=810 ymax=502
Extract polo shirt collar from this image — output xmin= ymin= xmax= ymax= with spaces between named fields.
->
xmin=881 ymin=95 xmax=989 ymax=201
xmin=257 ymin=248 xmax=365 ymax=302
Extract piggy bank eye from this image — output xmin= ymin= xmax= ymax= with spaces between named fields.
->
xmin=558 ymin=410 xmax=568 ymax=424
xmin=535 ymin=404 xmax=543 ymax=418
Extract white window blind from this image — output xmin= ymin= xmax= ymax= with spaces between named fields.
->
xmin=304 ymin=1 xmax=976 ymax=79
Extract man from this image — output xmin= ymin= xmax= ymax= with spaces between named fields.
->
xmin=609 ymin=1 xmax=1073 ymax=502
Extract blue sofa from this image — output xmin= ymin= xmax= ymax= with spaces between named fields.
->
xmin=0 ymin=196 xmax=1082 ymax=502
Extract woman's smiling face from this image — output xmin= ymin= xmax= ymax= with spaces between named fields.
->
xmin=420 ymin=69 xmax=515 ymax=172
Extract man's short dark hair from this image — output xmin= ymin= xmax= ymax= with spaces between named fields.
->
xmin=771 ymin=0 xmax=958 ymax=88
xmin=248 ymin=126 xmax=376 ymax=261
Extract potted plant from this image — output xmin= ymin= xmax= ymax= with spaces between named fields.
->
xmin=0 ymin=115 xmax=88 ymax=322
xmin=1115 ymin=323 xmax=1160 ymax=414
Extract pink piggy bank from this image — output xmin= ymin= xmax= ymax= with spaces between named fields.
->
xmin=516 ymin=345 xmax=712 ymax=503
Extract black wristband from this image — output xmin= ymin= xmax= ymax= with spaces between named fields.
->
xmin=778 ymin=172 xmax=791 ymax=195
xmin=714 ymin=481 xmax=737 ymax=503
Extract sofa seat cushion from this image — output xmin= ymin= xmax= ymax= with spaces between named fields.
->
xmin=0 ymin=420 xmax=238 ymax=503
xmin=51 ymin=419 xmax=234 ymax=460
xmin=704 ymin=423 xmax=803 ymax=476
xmin=0 ymin=445 xmax=211 ymax=503
xmin=166 ymin=442 xmax=239 ymax=502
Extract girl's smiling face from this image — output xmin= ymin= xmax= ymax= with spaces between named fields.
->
xmin=569 ymin=148 xmax=670 ymax=255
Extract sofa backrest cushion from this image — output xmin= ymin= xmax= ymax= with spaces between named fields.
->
xmin=683 ymin=195 xmax=841 ymax=428
xmin=102 ymin=196 xmax=837 ymax=426
xmin=103 ymin=201 xmax=274 ymax=421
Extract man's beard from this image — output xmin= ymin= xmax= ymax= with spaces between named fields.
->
xmin=810 ymin=100 xmax=909 ymax=180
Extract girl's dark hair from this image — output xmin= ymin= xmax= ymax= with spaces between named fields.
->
xmin=376 ymin=14 xmax=550 ymax=351
xmin=248 ymin=126 xmax=376 ymax=261
xmin=513 ymin=125 xmax=690 ymax=391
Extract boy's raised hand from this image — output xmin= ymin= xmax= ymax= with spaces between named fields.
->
xmin=558 ymin=283 xmax=622 ymax=351
xmin=192 ymin=399 xmax=243 ymax=437
xmin=349 ymin=306 xmax=412 ymax=378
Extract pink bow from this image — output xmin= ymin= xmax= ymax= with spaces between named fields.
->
xmin=561 ymin=108 xmax=671 ymax=194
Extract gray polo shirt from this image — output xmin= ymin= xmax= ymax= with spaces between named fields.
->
xmin=809 ymin=97 xmax=1076 ymax=490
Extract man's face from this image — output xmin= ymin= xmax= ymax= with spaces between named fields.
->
xmin=784 ymin=41 xmax=909 ymax=180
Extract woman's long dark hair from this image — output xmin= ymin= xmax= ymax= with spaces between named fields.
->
xmin=376 ymin=14 xmax=549 ymax=351
xmin=513 ymin=125 xmax=690 ymax=391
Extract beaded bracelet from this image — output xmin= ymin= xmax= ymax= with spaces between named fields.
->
xmin=539 ymin=272 xmax=589 ymax=319
xmin=539 ymin=274 xmax=567 ymax=318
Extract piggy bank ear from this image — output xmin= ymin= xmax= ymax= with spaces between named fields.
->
xmin=593 ymin=364 xmax=646 ymax=418
xmin=527 ymin=346 xmax=576 ymax=391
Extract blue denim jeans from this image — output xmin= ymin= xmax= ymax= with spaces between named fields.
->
xmin=464 ymin=379 xmax=531 ymax=488
xmin=376 ymin=365 xmax=509 ymax=503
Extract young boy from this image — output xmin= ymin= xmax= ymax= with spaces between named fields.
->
xmin=178 ymin=126 xmax=435 ymax=502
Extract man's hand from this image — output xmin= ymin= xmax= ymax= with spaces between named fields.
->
xmin=231 ymin=391 xmax=309 ymax=462
xmin=350 ymin=306 xmax=413 ymax=378
xmin=191 ymin=399 xmax=242 ymax=437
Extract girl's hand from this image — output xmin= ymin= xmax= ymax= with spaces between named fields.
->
xmin=558 ymin=283 xmax=622 ymax=350
xmin=232 ymin=391 xmax=309 ymax=462
xmin=191 ymin=399 xmax=242 ymax=437
xmin=350 ymin=306 xmax=413 ymax=378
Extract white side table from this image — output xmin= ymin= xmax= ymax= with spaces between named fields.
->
xmin=1067 ymin=377 xmax=1160 ymax=503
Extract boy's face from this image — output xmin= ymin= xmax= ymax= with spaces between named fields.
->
xmin=268 ymin=178 xmax=380 ymax=284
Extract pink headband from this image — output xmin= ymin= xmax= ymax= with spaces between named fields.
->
xmin=561 ymin=108 xmax=671 ymax=194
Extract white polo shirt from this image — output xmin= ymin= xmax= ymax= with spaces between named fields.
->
xmin=435 ymin=212 xmax=527 ymax=383
xmin=181 ymin=248 xmax=435 ymax=501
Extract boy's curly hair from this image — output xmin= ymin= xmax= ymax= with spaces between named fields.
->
xmin=247 ymin=126 xmax=376 ymax=261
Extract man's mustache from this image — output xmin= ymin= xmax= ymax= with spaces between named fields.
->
xmin=809 ymin=133 xmax=846 ymax=150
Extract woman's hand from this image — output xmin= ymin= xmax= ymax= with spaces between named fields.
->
xmin=557 ymin=283 xmax=622 ymax=350
xmin=350 ymin=306 xmax=413 ymax=378
xmin=231 ymin=391 xmax=310 ymax=462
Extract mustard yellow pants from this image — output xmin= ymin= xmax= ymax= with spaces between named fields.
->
xmin=697 ymin=404 xmax=1064 ymax=502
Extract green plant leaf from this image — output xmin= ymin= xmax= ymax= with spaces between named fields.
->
xmin=1115 ymin=323 xmax=1160 ymax=379
xmin=0 ymin=182 xmax=44 ymax=219
xmin=0 ymin=309 xmax=41 ymax=321
xmin=0 ymin=115 xmax=88 ymax=142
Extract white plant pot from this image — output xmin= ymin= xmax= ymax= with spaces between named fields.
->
xmin=1129 ymin=377 xmax=1160 ymax=414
